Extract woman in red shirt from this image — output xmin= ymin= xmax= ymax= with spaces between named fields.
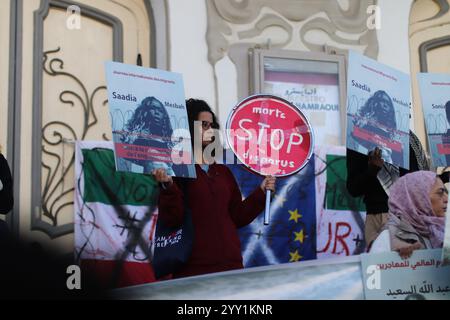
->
xmin=154 ymin=99 xmax=275 ymax=278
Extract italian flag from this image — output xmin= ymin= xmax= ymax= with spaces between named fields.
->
xmin=74 ymin=141 xmax=159 ymax=288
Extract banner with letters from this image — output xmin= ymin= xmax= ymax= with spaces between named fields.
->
xmin=346 ymin=51 xmax=410 ymax=169
xmin=233 ymin=145 xmax=366 ymax=266
xmin=75 ymin=141 xmax=366 ymax=287
xmin=113 ymin=251 xmax=450 ymax=300
xmin=361 ymin=249 xmax=450 ymax=300
xmin=74 ymin=141 xmax=158 ymax=288
xmin=314 ymin=146 xmax=366 ymax=259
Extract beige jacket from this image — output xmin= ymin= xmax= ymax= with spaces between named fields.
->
xmin=386 ymin=214 xmax=432 ymax=251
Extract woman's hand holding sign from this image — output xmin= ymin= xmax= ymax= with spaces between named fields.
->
xmin=368 ymin=147 xmax=384 ymax=169
xmin=153 ymin=168 xmax=173 ymax=188
xmin=260 ymin=175 xmax=276 ymax=193
xmin=226 ymin=95 xmax=313 ymax=225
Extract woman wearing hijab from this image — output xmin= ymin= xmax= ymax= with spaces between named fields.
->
xmin=370 ymin=171 xmax=447 ymax=258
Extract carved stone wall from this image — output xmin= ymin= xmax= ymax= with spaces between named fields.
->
xmin=205 ymin=0 xmax=379 ymax=125
xmin=7 ymin=0 xmax=168 ymax=253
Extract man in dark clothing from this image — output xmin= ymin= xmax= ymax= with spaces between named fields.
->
xmin=346 ymin=131 xmax=429 ymax=249
xmin=0 ymin=153 xmax=13 ymax=241
xmin=0 ymin=153 xmax=13 ymax=215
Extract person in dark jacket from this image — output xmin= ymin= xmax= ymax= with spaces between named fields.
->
xmin=0 ymin=151 xmax=13 ymax=241
xmin=0 ymin=152 xmax=13 ymax=215
xmin=153 ymin=99 xmax=276 ymax=278
xmin=346 ymin=130 xmax=431 ymax=249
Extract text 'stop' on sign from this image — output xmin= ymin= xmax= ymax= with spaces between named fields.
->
xmin=226 ymin=95 xmax=314 ymax=177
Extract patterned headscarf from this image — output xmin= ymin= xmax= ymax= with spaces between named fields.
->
xmin=409 ymin=130 xmax=430 ymax=171
xmin=388 ymin=171 xmax=445 ymax=248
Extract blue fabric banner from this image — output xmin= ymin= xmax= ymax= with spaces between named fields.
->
xmin=228 ymin=159 xmax=317 ymax=267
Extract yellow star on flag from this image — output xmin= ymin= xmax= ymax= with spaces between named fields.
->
xmin=288 ymin=209 xmax=302 ymax=223
xmin=294 ymin=229 xmax=305 ymax=244
xmin=289 ymin=250 xmax=302 ymax=262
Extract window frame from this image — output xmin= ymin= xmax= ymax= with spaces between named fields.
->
xmin=250 ymin=48 xmax=347 ymax=146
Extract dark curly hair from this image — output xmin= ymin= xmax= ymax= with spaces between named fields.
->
xmin=124 ymin=96 xmax=173 ymax=144
xmin=357 ymin=90 xmax=397 ymax=129
xmin=185 ymin=98 xmax=220 ymax=140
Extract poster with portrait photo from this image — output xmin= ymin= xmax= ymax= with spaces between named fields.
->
xmin=417 ymin=73 xmax=450 ymax=168
xmin=346 ymin=51 xmax=410 ymax=169
xmin=105 ymin=61 xmax=196 ymax=178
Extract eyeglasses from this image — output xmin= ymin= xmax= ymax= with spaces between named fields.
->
xmin=201 ymin=121 xmax=214 ymax=130
xmin=435 ymin=188 xmax=449 ymax=197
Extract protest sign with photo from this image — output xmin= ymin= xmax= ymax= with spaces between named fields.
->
xmin=105 ymin=61 xmax=196 ymax=178
xmin=417 ymin=73 xmax=450 ymax=167
xmin=346 ymin=51 xmax=410 ymax=169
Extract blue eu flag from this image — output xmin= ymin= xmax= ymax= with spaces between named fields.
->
xmin=228 ymin=158 xmax=317 ymax=267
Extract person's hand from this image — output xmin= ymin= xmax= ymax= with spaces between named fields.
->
xmin=260 ymin=175 xmax=276 ymax=193
xmin=368 ymin=147 xmax=384 ymax=169
xmin=396 ymin=242 xmax=422 ymax=260
xmin=152 ymin=168 xmax=173 ymax=187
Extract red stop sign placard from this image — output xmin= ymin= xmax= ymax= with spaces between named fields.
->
xmin=226 ymin=95 xmax=314 ymax=176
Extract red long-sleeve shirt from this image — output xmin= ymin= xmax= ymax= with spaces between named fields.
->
xmin=158 ymin=164 xmax=265 ymax=278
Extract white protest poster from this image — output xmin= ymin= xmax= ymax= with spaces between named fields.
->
xmin=361 ymin=249 xmax=450 ymax=300
xmin=346 ymin=51 xmax=410 ymax=169
xmin=417 ymin=73 xmax=450 ymax=167
xmin=105 ymin=61 xmax=196 ymax=178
